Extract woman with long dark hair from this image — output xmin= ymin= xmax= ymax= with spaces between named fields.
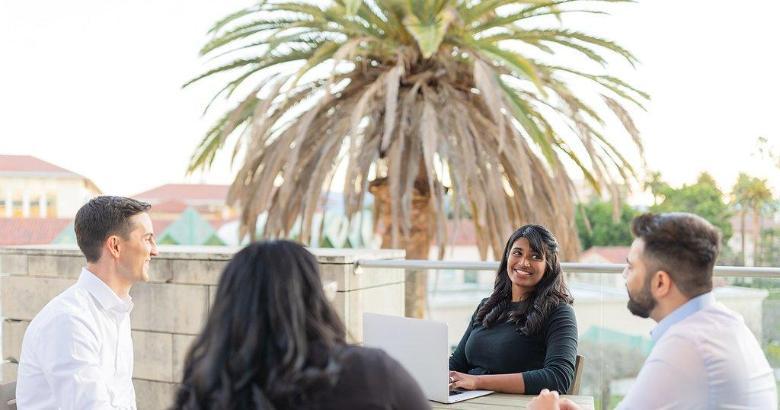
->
xmin=448 ymin=225 xmax=577 ymax=394
xmin=174 ymin=240 xmax=429 ymax=409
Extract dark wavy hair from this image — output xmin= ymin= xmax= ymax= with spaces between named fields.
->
xmin=173 ymin=240 xmax=346 ymax=410
xmin=475 ymin=224 xmax=573 ymax=335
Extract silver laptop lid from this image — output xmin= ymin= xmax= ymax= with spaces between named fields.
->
xmin=363 ymin=313 xmax=449 ymax=402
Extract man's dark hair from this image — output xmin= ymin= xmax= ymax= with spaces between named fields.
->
xmin=75 ymin=196 xmax=151 ymax=262
xmin=631 ymin=212 xmax=721 ymax=297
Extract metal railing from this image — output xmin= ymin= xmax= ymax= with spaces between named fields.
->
xmin=355 ymin=260 xmax=780 ymax=278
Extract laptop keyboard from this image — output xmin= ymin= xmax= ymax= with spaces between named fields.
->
xmin=449 ymin=389 xmax=463 ymax=396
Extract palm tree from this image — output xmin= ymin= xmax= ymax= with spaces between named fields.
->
xmin=186 ymin=0 xmax=647 ymax=317
xmin=732 ymin=173 xmax=774 ymax=265
xmin=643 ymin=171 xmax=668 ymax=207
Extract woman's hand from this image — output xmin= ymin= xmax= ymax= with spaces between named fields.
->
xmin=528 ymin=389 xmax=560 ymax=410
xmin=528 ymin=389 xmax=581 ymax=410
xmin=448 ymin=370 xmax=480 ymax=390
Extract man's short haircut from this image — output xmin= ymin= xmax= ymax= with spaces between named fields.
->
xmin=75 ymin=196 xmax=151 ymax=262
xmin=631 ymin=212 xmax=720 ymax=297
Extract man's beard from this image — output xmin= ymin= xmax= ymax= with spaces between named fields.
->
xmin=626 ymin=279 xmax=656 ymax=318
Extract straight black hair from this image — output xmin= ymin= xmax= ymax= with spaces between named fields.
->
xmin=174 ymin=240 xmax=346 ymax=409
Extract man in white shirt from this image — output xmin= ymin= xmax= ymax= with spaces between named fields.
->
xmin=16 ymin=196 xmax=158 ymax=409
xmin=529 ymin=212 xmax=777 ymax=410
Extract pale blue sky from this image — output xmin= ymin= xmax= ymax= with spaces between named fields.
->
xmin=1 ymin=1 xmax=779 ymax=202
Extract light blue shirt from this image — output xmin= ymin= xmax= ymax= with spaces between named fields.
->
xmin=618 ymin=292 xmax=777 ymax=409
xmin=649 ymin=292 xmax=714 ymax=343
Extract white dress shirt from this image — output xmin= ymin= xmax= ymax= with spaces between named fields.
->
xmin=16 ymin=268 xmax=136 ymax=409
xmin=618 ymin=292 xmax=777 ymax=409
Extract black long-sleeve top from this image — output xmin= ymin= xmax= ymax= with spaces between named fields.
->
xmin=448 ymin=299 xmax=578 ymax=394
xmin=299 ymin=345 xmax=430 ymax=409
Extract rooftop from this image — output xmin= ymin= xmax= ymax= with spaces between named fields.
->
xmin=131 ymin=184 xmax=230 ymax=204
xmin=0 ymin=218 xmax=72 ymax=245
xmin=0 ymin=155 xmax=100 ymax=193
xmin=580 ymin=246 xmax=630 ymax=264
xmin=0 ymin=155 xmax=77 ymax=176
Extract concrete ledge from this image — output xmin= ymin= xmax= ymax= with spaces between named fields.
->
xmin=1 ymin=244 xmax=406 ymax=407
xmin=132 ymin=331 xmax=173 ymax=383
xmin=173 ymin=334 xmax=196 ymax=382
xmin=147 ymin=258 xmax=174 ymax=283
xmin=1 ymin=361 xmax=17 ymax=383
xmin=130 ymin=282 xmax=209 ymax=335
xmin=208 ymin=285 xmax=217 ymax=309
xmin=0 ymin=276 xmax=74 ymax=320
xmin=169 ymin=259 xmax=228 ymax=285
xmin=2 ymin=320 xmax=29 ymax=361
xmin=27 ymin=254 xmax=84 ymax=279
xmin=0 ymin=253 xmax=28 ymax=275
xmin=334 ymin=282 xmax=405 ymax=343
xmin=133 ymin=379 xmax=178 ymax=410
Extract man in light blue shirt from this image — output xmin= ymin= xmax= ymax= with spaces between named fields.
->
xmin=530 ymin=212 xmax=777 ymax=410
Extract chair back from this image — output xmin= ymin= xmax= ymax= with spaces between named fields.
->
xmin=0 ymin=381 xmax=15 ymax=410
xmin=567 ymin=354 xmax=585 ymax=395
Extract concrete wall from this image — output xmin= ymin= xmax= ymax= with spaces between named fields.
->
xmin=0 ymin=245 xmax=405 ymax=409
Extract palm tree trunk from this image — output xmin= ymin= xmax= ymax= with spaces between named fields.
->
xmin=752 ymin=207 xmax=761 ymax=266
xmin=740 ymin=209 xmax=747 ymax=266
xmin=369 ymin=170 xmax=433 ymax=319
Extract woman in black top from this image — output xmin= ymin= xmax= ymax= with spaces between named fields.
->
xmin=174 ymin=240 xmax=430 ymax=410
xmin=449 ymin=224 xmax=577 ymax=395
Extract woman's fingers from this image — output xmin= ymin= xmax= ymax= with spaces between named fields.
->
xmin=528 ymin=389 xmax=561 ymax=410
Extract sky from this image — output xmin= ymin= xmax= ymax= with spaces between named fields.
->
xmin=1 ymin=0 xmax=779 ymax=203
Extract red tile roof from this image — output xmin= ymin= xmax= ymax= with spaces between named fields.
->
xmin=0 ymin=155 xmax=101 ymax=193
xmin=149 ymin=200 xmax=189 ymax=214
xmin=0 ymin=155 xmax=79 ymax=176
xmin=0 ymin=218 xmax=174 ymax=246
xmin=131 ymin=184 xmax=230 ymax=203
xmin=0 ymin=218 xmax=72 ymax=245
xmin=579 ymin=246 xmax=630 ymax=264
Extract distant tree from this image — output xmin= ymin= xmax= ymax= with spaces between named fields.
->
xmin=576 ymin=200 xmax=638 ymax=250
xmin=650 ymin=172 xmax=733 ymax=245
xmin=758 ymin=226 xmax=780 ymax=267
xmin=643 ymin=171 xmax=668 ymax=207
xmin=731 ymin=173 xmax=774 ymax=265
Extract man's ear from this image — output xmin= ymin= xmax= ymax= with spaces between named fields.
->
xmin=106 ymin=235 xmax=121 ymax=259
xmin=651 ymin=270 xmax=673 ymax=298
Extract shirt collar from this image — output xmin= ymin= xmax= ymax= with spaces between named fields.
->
xmin=650 ymin=291 xmax=715 ymax=342
xmin=77 ymin=268 xmax=134 ymax=314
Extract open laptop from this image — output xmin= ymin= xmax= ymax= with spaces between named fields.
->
xmin=363 ymin=313 xmax=494 ymax=403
